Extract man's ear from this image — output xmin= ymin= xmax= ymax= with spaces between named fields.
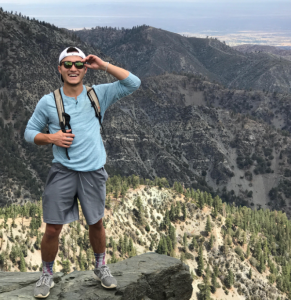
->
xmin=58 ymin=65 xmax=61 ymax=74
xmin=84 ymin=66 xmax=87 ymax=74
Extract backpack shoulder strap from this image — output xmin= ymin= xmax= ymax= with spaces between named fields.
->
xmin=53 ymin=88 xmax=66 ymax=132
xmin=86 ymin=86 xmax=103 ymax=131
xmin=86 ymin=86 xmax=101 ymax=115
xmin=53 ymin=88 xmax=71 ymax=160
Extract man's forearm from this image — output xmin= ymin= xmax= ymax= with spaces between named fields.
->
xmin=100 ymin=63 xmax=129 ymax=80
xmin=34 ymin=133 xmax=53 ymax=145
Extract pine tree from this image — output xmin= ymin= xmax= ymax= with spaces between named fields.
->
xmin=199 ymin=282 xmax=211 ymax=300
xmin=212 ymin=206 xmax=218 ymax=218
xmin=10 ymin=225 xmax=14 ymax=242
xmin=166 ymin=236 xmax=173 ymax=254
xmin=254 ymin=240 xmax=261 ymax=259
xmin=206 ymin=193 xmax=213 ymax=207
xmin=164 ymin=210 xmax=170 ymax=227
xmin=169 ymin=204 xmax=175 ymax=222
xmin=197 ymin=246 xmax=204 ymax=276
xmin=175 ymin=202 xmax=181 ymax=220
xmin=227 ymin=269 xmax=234 ymax=288
xmin=182 ymin=203 xmax=187 ymax=221
xmin=205 ymin=264 xmax=210 ymax=284
xmin=20 ymin=252 xmax=26 ymax=272
xmin=173 ymin=182 xmax=178 ymax=192
xmin=205 ymin=216 xmax=212 ymax=234
xmin=259 ymin=252 xmax=266 ymax=273
xmin=225 ymin=217 xmax=232 ymax=229
xmin=213 ymin=265 xmax=219 ymax=277
xmin=169 ymin=224 xmax=176 ymax=249
xmin=198 ymin=193 xmax=204 ymax=209
xmin=248 ymin=268 xmax=252 ymax=279
xmin=211 ymin=272 xmax=217 ymax=293
xmin=191 ymin=236 xmax=198 ymax=251
xmin=246 ymin=244 xmax=250 ymax=258
xmin=124 ymin=235 xmax=128 ymax=254
xmin=242 ymin=231 xmax=247 ymax=245
xmin=136 ymin=196 xmax=144 ymax=224
xmin=128 ymin=238 xmax=134 ymax=256
xmin=79 ymin=246 xmax=85 ymax=271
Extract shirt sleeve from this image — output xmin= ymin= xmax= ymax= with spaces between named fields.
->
xmin=93 ymin=72 xmax=141 ymax=115
xmin=24 ymin=96 xmax=49 ymax=143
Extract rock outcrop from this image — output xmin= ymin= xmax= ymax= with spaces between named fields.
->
xmin=0 ymin=253 xmax=193 ymax=300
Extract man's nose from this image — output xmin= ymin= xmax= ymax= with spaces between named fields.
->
xmin=70 ymin=64 xmax=77 ymax=71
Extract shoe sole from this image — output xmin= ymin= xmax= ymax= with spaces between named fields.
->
xmin=34 ymin=281 xmax=55 ymax=298
xmin=94 ymin=273 xmax=117 ymax=289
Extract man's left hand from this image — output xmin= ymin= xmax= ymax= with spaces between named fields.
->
xmin=81 ymin=55 xmax=107 ymax=70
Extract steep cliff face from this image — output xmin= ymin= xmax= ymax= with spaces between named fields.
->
xmin=75 ymin=26 xmax=291 ymax=93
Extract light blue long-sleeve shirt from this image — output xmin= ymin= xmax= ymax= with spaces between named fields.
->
xmin=24 ymin=72 xmax=141 ymax=171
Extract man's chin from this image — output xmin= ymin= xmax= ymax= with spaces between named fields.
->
xmin=64 ymin=80 xmax=82 ymax=87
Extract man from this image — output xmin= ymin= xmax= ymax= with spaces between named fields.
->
xmin=24 ymin=46 xmax=141 ymax=298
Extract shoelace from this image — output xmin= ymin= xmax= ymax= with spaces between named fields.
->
xmin=99 ymin=266 xmax=113 ymax=280
xmin=36 ymin=275 xmax=52 ymax=287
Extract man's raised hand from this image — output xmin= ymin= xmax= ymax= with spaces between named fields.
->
xmin=81 ymin=55 xmax=107 ymax=71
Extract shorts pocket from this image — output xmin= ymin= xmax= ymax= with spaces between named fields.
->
xmin=103 ymin=167 xmax=109 ymax=181
xmin=45 ymin=165 xmax=60 ymax=188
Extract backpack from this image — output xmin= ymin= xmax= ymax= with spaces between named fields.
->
xmin=52 ymin=86 xmax=103 ymax=160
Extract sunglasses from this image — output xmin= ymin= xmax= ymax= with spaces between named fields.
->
xmin=60 ymin=61 xmax=85 ymax=69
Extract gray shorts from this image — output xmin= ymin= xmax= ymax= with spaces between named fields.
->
xmin=42 ymin=163 xmax=108 ymax=225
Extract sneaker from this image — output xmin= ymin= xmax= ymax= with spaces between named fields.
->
xmin=34 ymin=274 xmax=54 ymax=298
xmin=94 ymin=265 xmax=117 ymax=289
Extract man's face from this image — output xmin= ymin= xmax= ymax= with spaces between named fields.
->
xmin=58 ymin=55 xmax=87 ymax=86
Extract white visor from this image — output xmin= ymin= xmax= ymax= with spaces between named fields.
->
xmin=59 ymin=47 xmax=86 ymax=63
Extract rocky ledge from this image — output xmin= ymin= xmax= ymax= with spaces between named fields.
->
xmin=0 ymin=253 xmax=193 ymax=300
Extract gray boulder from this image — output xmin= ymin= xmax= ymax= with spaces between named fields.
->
xmin=0 ymin=253 xmax=193 ymax=300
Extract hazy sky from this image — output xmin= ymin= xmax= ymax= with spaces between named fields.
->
xmin=1 ymin=1 xmax=290 ymax=45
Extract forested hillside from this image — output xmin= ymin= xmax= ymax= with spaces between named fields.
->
xmin=0 ymin=176 xmax=290 ymax=300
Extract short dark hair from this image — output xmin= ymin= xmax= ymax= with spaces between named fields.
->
xmin=66 ymin=47 xmax=79 ymax=53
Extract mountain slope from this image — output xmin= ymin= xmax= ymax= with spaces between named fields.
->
xmin=102 ymin=73 xmax=291 ymax=214
xmin=75 ymin=26 xmax=291 ymax=93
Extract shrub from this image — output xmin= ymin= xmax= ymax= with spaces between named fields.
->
xmin=249 ymin=257 xmax=258 ymax=267
xmin=184 ymin=252 xmax=194 ymax=260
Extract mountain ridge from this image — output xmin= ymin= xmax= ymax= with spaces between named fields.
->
xmin=75 ymin=26 xmax=291 ymax=93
